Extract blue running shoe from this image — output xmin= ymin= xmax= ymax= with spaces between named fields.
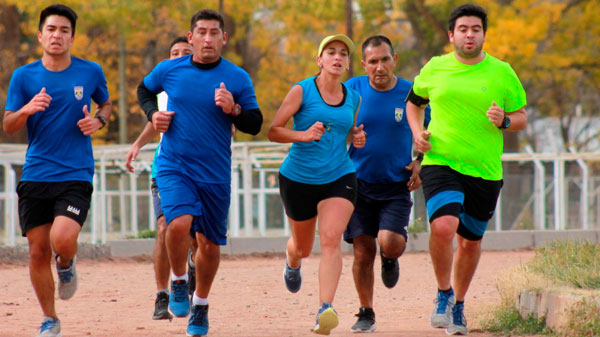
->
xmin=187 ymin=305 xmax=209 ymax=336
xmin=430 ymin=289 xmax=456 ymax=328
xmin=37 ymin=317 xmax=61 ymax=337
xmin=313 ymin=302 xmax=339 ymax=335
xmin=168 ymin=280 xmax=190 ymax=317
xmin=446 ymin=302 xmax=468 ymax=335
xmin=283 ymin=261 xmax=302 ymax=293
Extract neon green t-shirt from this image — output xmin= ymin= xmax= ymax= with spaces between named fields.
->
xmin=413 ymin=52 xmax=527 ymax=180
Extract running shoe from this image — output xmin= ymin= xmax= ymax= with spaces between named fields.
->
xmin=56 ymin=256 xmax=78 ymax=300
xmin=168 ymin=280 xmax=190 ymax=317
xmin=313 ymin=302 xmax=339 ymax=335
xmin=188 ymin=249 xmax=196 ymax=296
xmin=283 ymin=261 xmax=302 ymax=293
xmin=430 ymin=289 xmax=456 ymax=328
xmin=37 ymin=317 xmax=61 ymax=337
xmin=380 ymin=251 xmax=399 ymax=288
xmin=446 ymin=302 xmax=468 ymax=335
xmin=152 ymin=291 xmax=173 ymax=320
xmin=350 ymin=307 xmax=376 ymax=333
xmin=187 ymin=304 xmax=209 ymax=336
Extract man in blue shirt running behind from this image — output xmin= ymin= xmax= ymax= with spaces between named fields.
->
xmin=137 ymin=9 xmax=262 ymax=336
xmin=344 ymin=35 xmax=429 ymax=333
xmin=3 ymin=4 xmax=112 ymax=337
xmin=126 ymin=36 xmax=196 ymax=322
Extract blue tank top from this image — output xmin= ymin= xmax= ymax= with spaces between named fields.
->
xmin=279 ymin=76 xmax=360 ymax=184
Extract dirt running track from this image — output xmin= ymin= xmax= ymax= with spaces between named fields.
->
xmin=1 ymin=250 xmax=536 ymax=337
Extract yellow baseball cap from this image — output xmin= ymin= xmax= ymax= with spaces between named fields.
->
xmin=317 ymin=34 xmax=354 ymax=57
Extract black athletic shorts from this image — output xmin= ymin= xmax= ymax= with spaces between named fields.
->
xmin=279 ymin=172 xmax=357 ymax=221
xmin=17 ymin=181 xmax=93 ymax=236
xmin=420 ymin=165 xmax=502 ymax=241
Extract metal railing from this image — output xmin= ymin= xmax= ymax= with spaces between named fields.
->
xmin=1 ymin=143 xmax=599 ymax=246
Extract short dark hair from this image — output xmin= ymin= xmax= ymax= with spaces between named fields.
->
xmin=361 ymin=35 xmax=394 ymax=59
xmin=190 ymin=9 xmax=225 ymax=32
xmin=448 ymin=4 xmax=487 ymax=33
xmin=169 ymin=36 xmax=190 ymax=51
xmin=39 ymin=4 xmax=78 ymax=37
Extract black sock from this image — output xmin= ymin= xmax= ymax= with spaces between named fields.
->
xmin=439 ymin=287 xmax=454 ymax=295
xmin=456 ymin=300 xmax=464 ymax=305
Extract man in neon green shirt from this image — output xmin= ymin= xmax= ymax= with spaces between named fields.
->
xmin=406 ymin=4 xmax=527 ymax=335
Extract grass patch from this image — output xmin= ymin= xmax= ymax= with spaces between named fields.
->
xmin=137 ymin=230 xmax=156 ymax=239
xmin=481 ymin=306 xmax=550 ymax=335
xmin=480 ymin=240 xmax=600 ymax=336
xmin=565 ymin=298 xmax=600 ymax=337
xmin=528 ymin=240 xmax=600 ymax=289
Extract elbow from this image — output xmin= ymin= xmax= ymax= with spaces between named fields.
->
xmin=267 ymin=126 xmax=276 ymax=142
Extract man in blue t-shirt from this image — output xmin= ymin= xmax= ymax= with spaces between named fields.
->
xmin=3 ymin=5 xmax=111 ymax=337
xmin=136 ymin=9 xmax=262 ymax=336
xmin=343 ymin=35 xmax=429 ymax=333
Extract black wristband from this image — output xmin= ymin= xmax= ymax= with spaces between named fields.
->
xmin=416 ymin=153 xmax=424 ymax=162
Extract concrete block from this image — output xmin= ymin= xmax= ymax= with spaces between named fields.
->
xmin=533 ymin=230 xmax=599 ymax=247
xmin=407 ymin=232 xmax=429 ymax=252
xmin=483 ymin=231 xmax=534 ymax=250
xmin=108 ymin=239 xmax=154 ymax=257
xmin=227 ymin=237 xmax=287 ymax=255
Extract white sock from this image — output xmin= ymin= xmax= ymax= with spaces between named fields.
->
xmin=171 ymin=272 xmax=189 ymax=282
xmin=192 ymin=293 xmax=208 ymax=306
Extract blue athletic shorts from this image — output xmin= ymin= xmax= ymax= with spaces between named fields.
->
xmin=156 ymin=172 xmax=230 ymax=245
xmin=343 ymin=179 xmax=412 ymax=243
xmin=420 ymin=165 xmax=503 ymax=241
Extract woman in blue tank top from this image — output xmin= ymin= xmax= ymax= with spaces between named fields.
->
xmin=268 ymin=34 xmax=366 ymax=335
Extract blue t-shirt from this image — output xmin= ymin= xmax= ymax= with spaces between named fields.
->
xmin=279 ymin=76 xmax=360 ymax=184
xmin=346 ymin=76 xmax=430 ymax=183
xmin=5 ymin=57 xmax=110 ymax=183
xmin=143 ymin=55 xmax=259 ymax=184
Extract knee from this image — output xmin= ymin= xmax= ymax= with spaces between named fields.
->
xmin=431 ymin=217 xmax=459 ymax=241
xmin=29 ymin=243 xmax=52 ymax=265
xmin=458 ymin=237 xmax=481 ymax=253
xmin=198 ymin=240 xmax=220 ymax=259
xmin=51 ymin=237 xmax=76 ymax=256
xmin=319 ymin=231 xmax=341 ymax=251
xmin=380 ymin=239 xmax=406 ymax=258
xmin=156 ymin=218 xmax=168 ymax=240
xmin=354 ymin=249 xmax=376 ymax=269
xmin=167 ymin=219 xmax=189 ymax=236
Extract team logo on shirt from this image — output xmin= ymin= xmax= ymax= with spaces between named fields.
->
xmin=74 ymin=86 xmax=84 ymax=100
xmin=394 ymin=107 xmax=404 ymax=122
xmin=66 ymin=205 xmax=81 ymax=216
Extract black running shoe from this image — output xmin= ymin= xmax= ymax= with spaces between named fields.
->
xmin=350 ymin=307 xmax=376 ymax=333
xmin=188 ymin=249 xmax=196 ymax=296
xmin=153 ymin=291 xmax=173 ymax=321
xmin=380 ymin=251 xmax=399 ymax=288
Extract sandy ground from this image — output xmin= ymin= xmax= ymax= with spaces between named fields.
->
xmin=0 ymin=250 xmax=536 ymax=337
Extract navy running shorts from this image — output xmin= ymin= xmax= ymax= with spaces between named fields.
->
xmin=279 ymin=172 xmax=357 ymax=221
xmin=17 ymin=181 xmax=93 ymax=236
xmin=420 ymin=165 xmax=503 ymax=241
xmin=344 ymin=179 xmax=412 ymax=243
xmin=151 ymin=178 xmax=164 ymax=220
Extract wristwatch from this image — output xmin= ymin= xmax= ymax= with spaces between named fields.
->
xmin=498 ymin=115 xmax=511 ymax=129
xmin=96 ymin=115 xmax=107 ymax=129
xmin=231 ymin=104 xmax=241 ymax=117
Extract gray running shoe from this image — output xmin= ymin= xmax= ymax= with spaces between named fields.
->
xmin=380 ymin=251 xmax=399 ymax=288
xmin=56 ymin=256 xmax=78 ymax=300
xmin=188 ymin=249 xmax=196 ymax=295
xmin=283 ymin=261 xmax=302 ymax=293
xmin=350 ymin=307 xmax=376 ymax=333
xmin=37 ymin=317 xmax=61 ymax=337
xmin=430 ymin=289 xmax=456 ymax=328
xmin=153 ymin=291 xmax=173 ymax=321
xmin=446 ymin=302 xmax=468 ymax=335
